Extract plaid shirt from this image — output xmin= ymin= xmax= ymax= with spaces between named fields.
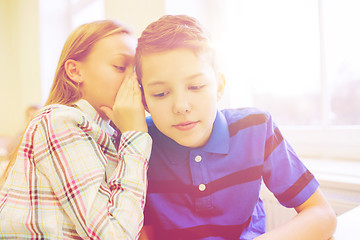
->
xmin=0 ymin=99 xmax=152 ymax=239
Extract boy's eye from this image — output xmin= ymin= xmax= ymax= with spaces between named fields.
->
xmin=114 ymin=65 xmax=126 ymax=72
xmin=189 ymin=85 xmax=205 ymax=90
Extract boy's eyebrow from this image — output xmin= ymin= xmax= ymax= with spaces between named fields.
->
xmin=186 ymin=73 xmax=205 ymax=80
xmin=147 ymin=73 xmax=205 ymax=87
xmin=146 ymin=81 xmax=166 ymax=87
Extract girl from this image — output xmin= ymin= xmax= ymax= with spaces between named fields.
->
xmin=0 ymin=20 xmax=151 ymax=239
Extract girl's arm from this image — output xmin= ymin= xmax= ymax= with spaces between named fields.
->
xmin=255 ymin=188 xmax=337 ymax=240
xmin=36 ymin=70 xmax=150 ymax=239
xmin=35 ymin=112 xmax=151 ymax=239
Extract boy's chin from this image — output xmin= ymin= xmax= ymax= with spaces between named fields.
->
xmin=174 ymin=137 xmax=208 ymax=148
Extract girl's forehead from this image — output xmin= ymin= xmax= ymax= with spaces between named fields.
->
xmin=91 ymin=34 xmax=136 ymax=56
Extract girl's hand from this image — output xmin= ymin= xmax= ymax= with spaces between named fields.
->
xmin=101 ymin=72 xmax=148 ymax=133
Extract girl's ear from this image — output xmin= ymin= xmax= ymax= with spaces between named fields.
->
xmin=217 ymin=73 xmax=226 ymax=101
xmin=64 ymin=59 xmax=83 ymax=84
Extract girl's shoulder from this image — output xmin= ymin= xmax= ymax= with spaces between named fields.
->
xmin=28 ymin=100 xmax=114 ymax=140
xmin=37 ymin=103 xmax=84 ymax=123
xmin=27 ymin=103 xmax=89 ymax=134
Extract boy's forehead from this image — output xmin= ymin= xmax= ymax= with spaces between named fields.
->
xmin=141 ymin=48 xmax=210 ymax=69
xmin=141 ymin=49 xmax=216 ymax=86
xmin=141 ymin=49 xmax=200 ymax=75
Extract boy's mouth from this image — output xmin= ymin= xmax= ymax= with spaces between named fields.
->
xmin=173 ymin=121 xmax=199 ymax=131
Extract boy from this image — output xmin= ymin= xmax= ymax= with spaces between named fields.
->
xmin=135 ymin=15 xmax=336 ymax=240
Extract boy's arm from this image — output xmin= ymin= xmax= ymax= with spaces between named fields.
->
xmin=255 ymin=188 xmax=337 ymax=240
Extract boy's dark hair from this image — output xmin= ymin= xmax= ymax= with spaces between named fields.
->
xmin=135 ymin=15 xmax=218 ymax=83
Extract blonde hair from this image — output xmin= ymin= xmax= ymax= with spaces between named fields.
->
xmin=46 ymin=20 xmax=131 ymax=106
xmin=0 ymin=20 xmax=131 ymax=188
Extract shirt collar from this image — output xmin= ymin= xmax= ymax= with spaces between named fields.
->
xmin=73 ymin=99 xmax=118 ymax=140
xmin=200 ymin=110 xmax=230 ymax=154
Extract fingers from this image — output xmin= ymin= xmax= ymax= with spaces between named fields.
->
xmin=109 ymin=71 xmax=147 ymax=133
xmin=101 ymin=71 xmax=137 ymax=122
xmin=124 ymin=72 xmax=142 ymax=101
xmin=113 ymin=71 xmax=136 ymax=106
xmin=128 ymin=72 xmax=140 ymax=93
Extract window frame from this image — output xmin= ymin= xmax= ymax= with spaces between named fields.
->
xmin=165 ymin=0 xmax=360 ymax=161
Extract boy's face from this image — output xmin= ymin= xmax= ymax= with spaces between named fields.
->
xmin=141 ymin=48 xmax=224 ymax=148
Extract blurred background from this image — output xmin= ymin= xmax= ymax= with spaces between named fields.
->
xmin=0 ymin=0 xmax=359 ymax=228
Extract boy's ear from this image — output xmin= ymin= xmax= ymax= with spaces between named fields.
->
xmin=64 ymin=59 xmax=83 ymax=84
xmin=142 ymin=95 xmax=150 ymax=113
xmin=216 ymin=73 xmax=226 ymax=101
xmin=140 ymin=85 xmax=150 ymax=113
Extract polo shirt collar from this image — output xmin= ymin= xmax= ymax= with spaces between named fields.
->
xmin=151 ymin=123 xmax=189 ymax=157
xmin=151 ymin=110 xmax=230 ymax=155
xmin=200 ymin=110 xmax=230 ymax=154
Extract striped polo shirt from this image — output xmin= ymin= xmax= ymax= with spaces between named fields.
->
xmin=144 ymin=107 xmax=319 ymax=240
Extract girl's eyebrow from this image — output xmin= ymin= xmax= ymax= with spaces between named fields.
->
xmin=112 ymin=53 xmax=134 ymax=59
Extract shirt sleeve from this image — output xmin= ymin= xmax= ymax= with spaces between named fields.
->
xmin=33 ymin=109 xmax=152 ymax=239
xmin=262 ymin=113 xmax=319 ymax=208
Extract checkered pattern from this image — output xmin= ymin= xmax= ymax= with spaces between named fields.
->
xmin=0 ymin=99 xmax=152 ymax=239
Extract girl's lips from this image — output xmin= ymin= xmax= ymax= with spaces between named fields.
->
xmin=173 ymin=121 xmax=199 ymax=131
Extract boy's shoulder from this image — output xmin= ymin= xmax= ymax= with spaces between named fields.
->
xmin=220 ymin=107 xmax=270 ymax=125
xmin=146 ymin=117 xmax=159 ymax=137
xmin=146 ymin=117 xmax=156 ymax=127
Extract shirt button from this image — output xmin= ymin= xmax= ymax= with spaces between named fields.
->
xmin=198 ymin=184 xmax=206 ymax=191
xmin=195 ymin=155 xmax=202 ymax=162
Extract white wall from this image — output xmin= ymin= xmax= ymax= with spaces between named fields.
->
xmin=0 ymin=0 xmax=41 ymax=136
xmin=104 ymin=0 xmax=165 ymax=37
xmin=0 ymin=2 xmax=12 ymax=135
xmin=0 ymin=0 xmax=166 ymax=137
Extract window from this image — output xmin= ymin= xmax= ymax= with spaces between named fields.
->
xmin=70 ymin=0 xmax=105 ymax=29
xmin=39 ymin=0 xmax=104 ymax=102
xmin=322 ymin=0 xmax=360 ymax=126
xmin=166 ymin=0 xmax=360 ymax=160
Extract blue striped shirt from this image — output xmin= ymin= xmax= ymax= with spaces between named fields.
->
xmin=144 ymin=108 xmax=319 ymax=240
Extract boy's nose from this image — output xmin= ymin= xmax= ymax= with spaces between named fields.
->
xmin=172 ymin=94 xmax=191 ymax=114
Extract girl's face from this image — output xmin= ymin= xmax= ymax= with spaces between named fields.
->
xmin=79 ymin=34 xmax=136 ymax=119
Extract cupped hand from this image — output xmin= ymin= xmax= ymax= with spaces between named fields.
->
xmin=101 ymin=72 xmax=148 ymax=133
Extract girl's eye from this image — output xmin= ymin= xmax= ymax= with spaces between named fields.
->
xmin=114 ymin=65 xmax=126 ymax=72
xmin=153 ymin=92 xmax=168 ymax=98
xmin=189 ymin=85 xmax=205 ymax=90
